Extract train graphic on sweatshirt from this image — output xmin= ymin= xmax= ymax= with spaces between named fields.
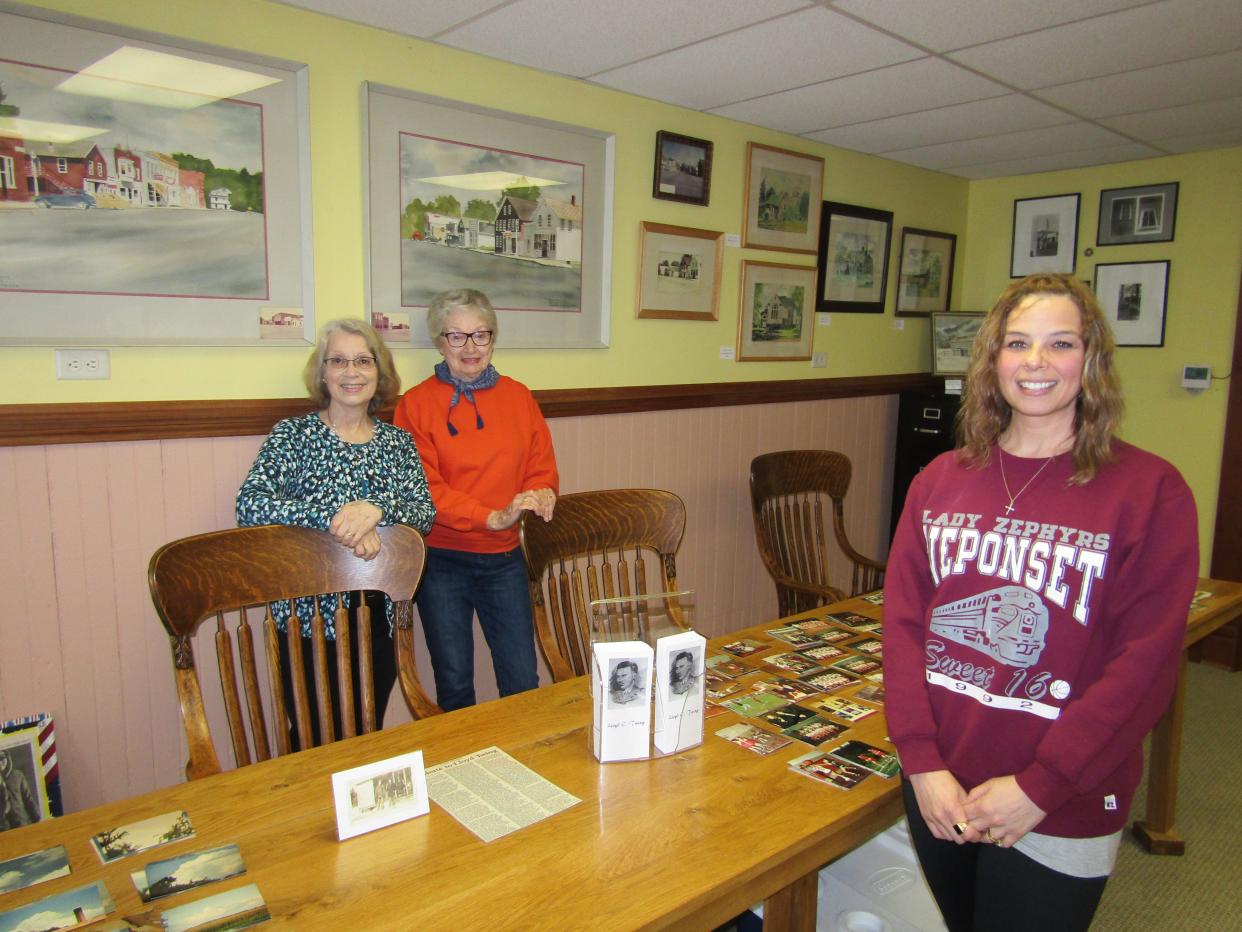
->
xmin=929 ymin=585 xmax=1048 ymax=668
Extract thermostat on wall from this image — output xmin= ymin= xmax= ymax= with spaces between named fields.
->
xmin=1182 ymin=365 xmax=1211 ymax=391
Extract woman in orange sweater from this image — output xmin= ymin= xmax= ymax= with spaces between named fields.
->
xmin=394 ymin=289 xmax=558 ymax=710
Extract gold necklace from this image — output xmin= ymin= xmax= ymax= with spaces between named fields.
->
xmin=997 ymin=449 xmax=1055 ymax=516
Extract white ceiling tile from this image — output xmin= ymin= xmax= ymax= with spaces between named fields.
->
xmin=942 ymin=143 xmax=1163 ymax=179
xmin=272 ymin=0 xmax=500 ymax=37
xmin=1034 ymin=50 xmax=1242 ymax=118
xmin=1153 ymin=128 xmax=1242 ymax=152
xmin=1100 ymin=96 xmax=1242 ymax=139
xmin=829 ymin=0 xmax=1150 ymax=53
xmin=709 ymin=58 xmax=1009 ymax=135
xmin=590 ymin=7 xmax=921 ymax=110
xmin=948 ymin=0 xmax=1242 ymax=90
xmin=804 ymin=94 xmax=1072 ymax=153
xmin=435 ymin=0 xmax=809 ymax=77
xmin=883 ymin=122 xmax=1133 ymax=170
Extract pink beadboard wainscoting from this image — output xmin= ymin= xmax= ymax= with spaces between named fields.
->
xmin=0 ymin=391 xmax=900 ymax=811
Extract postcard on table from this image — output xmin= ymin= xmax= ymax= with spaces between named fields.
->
xmin=160 ymin=882 xmax=269 ymax=932
xmin=0 ymin=880 xmax=114 ymax=931
xmin=716 ymin=723 xmax=793 ymax=756
xmin=861 ymin=590 xmax=885 ymax=605
xmin=0 ymin=845 xmax=70 ymax=895
xmin=830 ymin=655 xmax=882 ymax=677
xmin=766 ymin=625 xmax=823 ymax=647
xmin=759 ymin=704 xmax=816 ymax=732
xmin=814 ymin=696 xmax=878 ymax=723
xmin=791 ymin=617 xmax=831 ymax=634
xmin=788 ymin=750 xmax=870 ymax=790
xmin=752 ymin=676 xmax=818 ymax=703
xmin=827 ymin=611 xmax=878 ymax=629
xmin=331 ymin=749 xmax=429 ymax=841
xmin=705 ymin=672 xmax=745 ymax=702
xmin=705 ymin=654 xmax=750 ymax=678
xmin=763 ymin=651 xmax=822 ymax=675
xmin=801 ymin=670 xmax=857 ymax=693
xmin=592 ymin=640 xmax=654 ymax=762
xmin=721 ymin=638 xmax=767 ymax=657
xmin=722 ymin=690 xmax=788 ymax=717
xmin=799 ymin=643 xmax=848 ymax=663
xmin=827 ymin=740 xmax=900 ymax=778
xmin=854 ymin=682 xmax=886 ymax=704
xmin=131 ymin=843 xmax=246 ymax=903
xmin=91 ymin=810 xmax=194 ymax=863
xmin=849 ymin=637 xmax=883 ymax=656
xmin=782 ymin=716 xmax=846 ymax=747
xmin=654 ymin=629 xmax=706 ymax=754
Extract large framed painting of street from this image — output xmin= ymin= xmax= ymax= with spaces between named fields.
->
xmin=365 ymin=84 xmax=613 ymax=349
xmin=0 ymin=6 xmax=313 ymax=344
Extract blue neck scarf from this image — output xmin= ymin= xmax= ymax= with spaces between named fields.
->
xmin=435 ymin=361 xmax=499 ymax=436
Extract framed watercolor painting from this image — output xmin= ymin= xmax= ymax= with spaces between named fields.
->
xmin=737 ymin=260 xmax=815 ymax=361
xmin=1094 ymin=260 xmax=1170 ymax=347
xmin=1096 ymin=182 xmax=1178 ymax=246
xmin=930 ymin=312 xmax=984 ymax=376
xmin=1011 ymin=193 xmax=1080 ymax=277
xmin=816 ymin=201 xmax=893 ymax=313
xmin=652 ymin=131 xmax=712 ymax=206
xmin=895 ymin=227 xmax=956 ymax=317
xmin=741 ymin=143 xmax=824 ymax=254
xmin=636 ymin=222 xmax=723 ymax=320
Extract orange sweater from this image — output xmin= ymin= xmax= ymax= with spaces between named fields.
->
xmin=394 ymin=374 xmax=559 ymax=553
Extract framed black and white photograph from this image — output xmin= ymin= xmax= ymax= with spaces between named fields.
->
xmin=652 ymin=131 xmax=712 ymax=206
xmin=1011 ymin=193 xmax=1080 ymax=277
xmin=816 ymin=201 xmax=893 ymax=313
xmin=930 ymin=312 xmax=984 ymax=376
xmin=895 ymin=227 xmax=956 ymax=317
xmin=1096 ymin=182 xmax=1178 ymax=246
xmin=331 ymin=750 xmax=429 ymax=841
xmin=636 ymin=222 xmax=723 ymax=320
xmin=1094 ymin=260 xmax=1170 ymax=347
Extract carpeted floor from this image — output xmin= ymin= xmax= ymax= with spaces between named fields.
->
xmin=1092 ymin=661 xmax=1241 ymax=930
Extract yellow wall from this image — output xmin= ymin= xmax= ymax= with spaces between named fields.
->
xmin=962 ymin=148 xmax=1242 ymax=565
xmin=4 ymin=0 xmax=966 ymax=404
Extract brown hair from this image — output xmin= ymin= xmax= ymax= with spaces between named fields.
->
xmin=956 ymin=274 xmax=1123 ymax=484
xmin=302 ymin=318 xmax=400 ymax=413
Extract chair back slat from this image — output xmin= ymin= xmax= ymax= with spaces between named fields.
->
xmin=750 ymin=451 xmax=887 ymax=617
xmin=521 ymin=490 xmax=686 ymax=681
xmin=149 ymin=524 xmax=437 ymax=780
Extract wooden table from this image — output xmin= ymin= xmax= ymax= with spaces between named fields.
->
xmin=1132 ymin=576 xmax=1242 ymax=855
xmin=0 ymin=599 xmax=901 ymax=932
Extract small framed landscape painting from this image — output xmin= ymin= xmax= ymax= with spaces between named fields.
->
xmin=636 ymin=222 xmax=723 ymax=320
xmin=816 ymin=201 xmax=893 ymax=314
xmin=652 ymin=131 xmax=713 ymax=206
xmin=930 ymin=312 xmax=984 ymax=376
xmin=741 ymin=143 xmax=824 ymax=254
xmin=895 ymin=227 xmax=956 ymax=317
xmin=1011 ymin=193 xmax=1080 ymax=277
xmin=737 ymin=260 xmax=815 ymax=362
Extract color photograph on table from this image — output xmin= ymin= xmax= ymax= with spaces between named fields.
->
xmin=0 ymin=846 xmax=70 ymax=894
xmin=160 ymin=883 xmax=270 ymax=932
xmin=716 ymin=723 xmax=793 ymax=756
xmin=90 ymin=810 xmax=195 ymax=863
xmin=0 ymin=880 xmax=113 ymax=932
xmin=131 ymin=844 xmax=246 ymax=903
xmin=816 ymin=201 xmax=894 ymax=313
xmin=737 ymin=260 xmax=815 ymax=361
xmin=788 ymin=750 xmax=869 ymax=790
xmin=741 ymin=142 xmax=824 ymax=254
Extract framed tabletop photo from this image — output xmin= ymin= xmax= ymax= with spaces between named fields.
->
xmin=741 ymin=142 xmax=824 ymax=254
xmin=816 ymin=201 xmax=893 ymax=313
xmin=1093 ymin=260 xmax=1170 ymax=347
xmin=652 ymin=131 xmax=713 ymax=206
xmin=895 ymin=227 xmax=957 ymax=317
xmin=1096 ymin=182 xmax=1178 ymax=246
xmin=1011 ymin=193 xmax=1080 ymax=277
xmin=737 ymin=260 xmax=816 ymax=361
xmin=636 ymin=222 xmax=723 ymax=320
xmin=930 ymin=312 xmax=984 ymax=376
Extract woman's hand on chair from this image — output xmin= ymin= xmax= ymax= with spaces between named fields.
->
xmin=330 ymin=501 xmax=383 ymax=551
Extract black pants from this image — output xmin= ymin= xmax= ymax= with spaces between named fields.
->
xmin=278 ymin=591 xmax=396 ymax=751
xmin=902 ymin=778 xmax=1108 ymax=932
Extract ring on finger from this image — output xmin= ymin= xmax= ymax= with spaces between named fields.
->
xmin=986 ymin=828 xmax=1001 ymax=845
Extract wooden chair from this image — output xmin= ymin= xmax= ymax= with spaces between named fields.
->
xmin=520 ymin=489 xmax=687 ymax=682
xmin=750 ymin=450 xmax=887 ymax=616
xmin=149 ymin=524 xmax=439 ymax=780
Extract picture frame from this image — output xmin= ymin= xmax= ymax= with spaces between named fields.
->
xmin=652 ymin=130 xmax=712 ymax=206
xmin=737 ymin=260 xmax=816 ymax=362
xmin=741 ymin=142 xmax=824 ymax=254
xmin=930 ymin=312 xmax=984 ymax=376
xmin=816 ymin=201 xmax=894 ymax=314
xmin=1010 ymin=193 xmax=1080 ymax=277
xmin=636 ymin=222 xmax=723 ymax=320
xmin=895 ymin=227 xmax=956 ymax=317
xmin=1096 ymin=182 xmax=1178 ymax=246
xmin=0 ymin=5 xmax=314 ymax=345
xmin=1094 ymin=260 xmax=1170 ymax=347
xmin=331 ymin=750 xmax=429 ymax=841
xmin=364 ymin=83 xmax=614 ymax=349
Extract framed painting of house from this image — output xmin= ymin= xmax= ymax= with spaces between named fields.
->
xmin=816 ymin=201 xmax=893 ymax=314
xmin=895 ymin=227 xmax=956 ymax=317
xmin=364 ymin=84 xmax=613 ymax=349
xmin=930 ymin=312 xmax=983 ymax=376
xmin=0 ymin=5 xmax=313 ymax=345
xmin=741 ymin=143 xmax=823 ymax=255
xmin=636 ymin=222 xmax=723 ymax=320
xmin=737 ymin=260 xmax=815 ymax=361
xmin=1010 ymin=193 xmax=1079 ymax=277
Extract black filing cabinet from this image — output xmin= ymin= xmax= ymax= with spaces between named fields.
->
xmin=890 ymin=389 xmax=961 ymax=541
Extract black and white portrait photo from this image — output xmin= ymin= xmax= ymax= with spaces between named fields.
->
xmin=0 ymin=744 xmax=43 ymax=830
xmin=668 ymin=648 xmax=702 ymax=699
xmin=608 ymin=658 xmax=647 ymax=708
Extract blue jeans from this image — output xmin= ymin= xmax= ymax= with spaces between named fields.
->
xmin=416 ymin=546 xmax=540 ymax=711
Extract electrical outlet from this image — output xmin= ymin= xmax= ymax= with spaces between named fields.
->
xmin=55 ymin=348 xmax=111 ymax=380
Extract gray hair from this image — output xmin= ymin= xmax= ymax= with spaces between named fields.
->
xmin=426 ymin=289 xmax=498 ymax=345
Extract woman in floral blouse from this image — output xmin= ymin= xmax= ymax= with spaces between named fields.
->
xmin=237 ymin=318 xmax=434 ymax=745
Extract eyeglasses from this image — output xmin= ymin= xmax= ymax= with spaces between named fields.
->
xmin=323 ymin=354 xmax=377 ymax=371
xmin=441 ymin=330 xmax=493 ymax=347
